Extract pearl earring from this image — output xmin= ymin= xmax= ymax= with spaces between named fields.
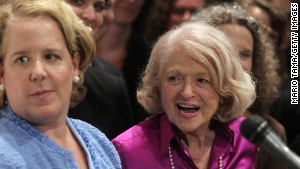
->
xmin=73 ymin=76 xmax=80 ymax=84
xmin=0 ymin=84 xmax=5 ymax=92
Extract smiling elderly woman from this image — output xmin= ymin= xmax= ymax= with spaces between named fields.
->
xmin=0 ymin=0 xmax=121 ymax=168
xmin=112 ymin=21 xmax=257 ymax=169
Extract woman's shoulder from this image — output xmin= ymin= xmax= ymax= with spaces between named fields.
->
xmin=217 ymin=117 xmax=256 ymax=148
xmin=0 ymin=116 xmax=76 ymax=168
xmin=68 ymin=118 xmax=113 ymax=146
xmin=112 ymin=115 xmax=162 ymax=143
xmin=69 ymin=118 xmax=104 ymax=134
xmin=111 ymin=115 xmax=166 ymax=168
xmin=226 ymin=116 xmax=246 ymax=132
xmin=68 ymin=118 xmax=121 ymax=168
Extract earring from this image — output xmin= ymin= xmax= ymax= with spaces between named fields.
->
xmin=73 ymin=76 xmax=80 ymax=84
xmin=0 ymin=84 xmax=5 ymax=92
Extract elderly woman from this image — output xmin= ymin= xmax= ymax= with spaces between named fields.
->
xmin=0 ymin=0 xmax=121 ymax=168
xmin=192 ymin=3 xmax=287 ymax=169
xmin=112 ymin=21 xmax=257 ymax=169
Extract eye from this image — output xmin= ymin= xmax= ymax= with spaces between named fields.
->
xmin=94 ymin=2 xmax=105 ymax=12
xmin=45 ymin=54 xmax=60 ymax=61
xmin=16 ymin=56 xmax=30 ymax=64
xmin=196 ymin=78 xmax=210 ymax=87
xmin=68 ymin=0 xmax=84 ymax=6
xmin=239 ymin=50 xmax=252 ymax=60
xmin=168 ymin=74 xmax=184 ymax=85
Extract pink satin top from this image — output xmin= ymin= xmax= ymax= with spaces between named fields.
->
xmin=112 ymin=114 xmax=257 ymax=169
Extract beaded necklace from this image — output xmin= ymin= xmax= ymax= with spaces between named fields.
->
xmin=168 ymin=145 xmax=175 ymax=169
xmin=168 ymin=144 xmax=223 ymax=169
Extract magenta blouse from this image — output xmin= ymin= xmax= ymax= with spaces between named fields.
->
xmin=112 ymin=114 xmax=257 ymax=169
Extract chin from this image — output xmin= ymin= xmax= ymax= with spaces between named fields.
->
xmin=175 ymin=122 xmax=197 ymax=132
xmin=29 ymin=105 xmax=63 ymax=119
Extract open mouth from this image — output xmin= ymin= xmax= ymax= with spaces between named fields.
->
xmin=177 ymin=104 xmax=200 ymax=114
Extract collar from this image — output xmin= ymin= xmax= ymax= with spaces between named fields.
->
xmin=159 ymin=114 xmax=176 ymax=154
xmin=209 ymin=119 xmax=235 ymax=164
xmin=158 ymin=113 xmax=235 ymax=157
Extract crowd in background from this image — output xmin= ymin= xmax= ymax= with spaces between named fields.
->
xmin=0 ymin=0 xmax=298 ymax=168
xmin=94 ymin=0 xmax=298 ymax=156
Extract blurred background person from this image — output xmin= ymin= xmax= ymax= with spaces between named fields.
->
xmin=239 ymin=0 xmax=300 ymax=155
xmin=113 ymin=22 xmax=257 ymax=169
xmin=193 ymin=3 xmax=287 ymax=169
xmin=267 ymin=0 xmax=291 ymax=55
xmin=268 ymin=0 xmax=300 ymax=156
xmin=243 ymin=0 xmax=300 ymax=160
xmin=144 ymin=0 xmax=206 ymax=44
xmin=0 ymin=0 xmax=121 ymax=168
xmin=206 ymin=0 xmax=299 ymax=157
xmin=66 ymin=0 xmax=134 ymax=139
xmin=96 ymin=0 xmax=152 ymax=124
xmin=240 ymin=0 xmax=288 ymax=83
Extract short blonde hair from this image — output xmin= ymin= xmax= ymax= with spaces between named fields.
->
xmin=137 ymin=22 xmax=256 ymax=122
xmin=0 ymin=0 xmax=95 ymax=108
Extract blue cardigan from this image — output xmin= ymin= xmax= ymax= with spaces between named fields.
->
xmin=0 ymin=105 xmax=121 ymax=169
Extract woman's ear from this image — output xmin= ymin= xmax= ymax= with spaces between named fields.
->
xmin=72 ymin=52 xmax=81 ymax=75
xmin=0 ymin=64 xmax=5 ymax=84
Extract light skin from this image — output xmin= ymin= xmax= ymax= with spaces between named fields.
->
xmin=269 ymin=0 xmax=291 ymax=50
xmin=159 ymin=51 xmax=219 ymax=168
xmin=248 ymin=5 xmax=271 ymax=28
xmin=221 ymin=24 xmax=254 ymax=72
xmin=113 ymin=0 xmax=144 ymax=25
xmin=102 ymin=0 xmax=115 ymax=31
xmin=269 ymin=0 xmax=291 ymax=15
xmin=2 ymin=17 xmax=80 ymax=126
xmin=247 ymin=5 xmax=279 ymax=42
xmin=66 ymin=0 xmax=106 ymax=42
xmin=0 ymin=17 xmax=87 ymax=168
xmin=95 ymin=0 xmax=115 ymax=52
xmin=167 ymin=0 xmax=205 ymax=30
xmin=95 ymin=0 xmax=144 ymax=70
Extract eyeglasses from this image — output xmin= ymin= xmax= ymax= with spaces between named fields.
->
xmin=171 ymin=7 xmax=199 ymax=16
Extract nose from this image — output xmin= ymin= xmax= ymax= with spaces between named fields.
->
xmin=81 ymin=5 xmax=98 ymax=26
xmin=103 ymin=9 xmax=114 ymax=24
xmin=30 ymin=61 xmax=46 ymax=82
xmin=180 ymin=79 xmax=195 ymax=99
xmin=182 ymin=11 xmax=192 ymax=22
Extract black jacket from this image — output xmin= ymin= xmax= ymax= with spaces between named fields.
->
xmin=69 ymin=66 xmax=133 ymax=140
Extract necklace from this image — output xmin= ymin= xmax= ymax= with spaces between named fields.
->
xmin=168 ymin=144 xmax=175 ymax=169
xmin=168 ymin=144 xmax=223 ymax=169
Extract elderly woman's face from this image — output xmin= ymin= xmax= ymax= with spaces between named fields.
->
xmin=1 ymin=17 xmax=79 ymax=125
xmin=159 ymin=51 xmax=220 ymax=133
